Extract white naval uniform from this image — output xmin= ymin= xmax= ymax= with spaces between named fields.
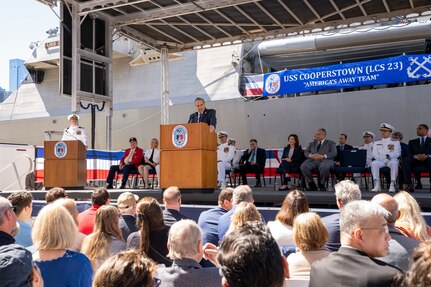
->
xmin=144 ymin=148 xmax=160 ymax=178
xmin=359 ymin=142 xmax=374 ymax=167
xmin=232 ymin=149 xmax=242 ymax=170
xmin=371 ymin=138 xmax=401 ymax=181
xmin=62 ymin=125 xmax=88 ymax=147
xmin=217 ymin=142 xmax=236 ymax=185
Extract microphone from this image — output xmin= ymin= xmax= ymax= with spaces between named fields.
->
xmin=64 ymin=128 xmax=80 ymax=141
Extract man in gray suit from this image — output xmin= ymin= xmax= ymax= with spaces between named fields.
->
xmin=157 ymin=220 xmax=221 ymax=287
xmin=372 ymin=193 xmax=419 ymax=272
xmin=301 ymin=128 xmax=337 ymax=191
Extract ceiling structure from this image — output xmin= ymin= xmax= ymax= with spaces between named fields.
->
xmin=43 ymin=0 xmax=431 ymax=52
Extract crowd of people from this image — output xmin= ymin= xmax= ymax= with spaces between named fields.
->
xmin=1 ymin=181 xmax=431 ymax=286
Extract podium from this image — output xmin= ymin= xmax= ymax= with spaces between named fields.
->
xmin=44 ymin=140 xmax=87 ymax=189
xmin=160 ymin=123 xmax=217 ymax=189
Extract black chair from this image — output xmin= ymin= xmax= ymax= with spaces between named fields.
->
xmin=273 ymin=167 xmax=302 ymax=190
xmin=333 ymin=149 xmax=368 ymax=189
xmin=411 ymin=165 xmax=429 ymax=188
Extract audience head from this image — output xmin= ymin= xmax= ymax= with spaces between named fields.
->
xmin=287 ymin=134 xmax=299 ymax=147
xmin=91 ymin=187 xmax=110 ymax=206
xmin=379 ymin=123 xmax=394 ymax=138
xmin=129 ymin=137 xmax=138 ymax=148
xmin=45 ymin=187 xmax=67 ymax=204
xmin=194 ymin=97 xmax=206 ymax=113
xmin=227 ymin=202 xmax=262 ymax=235
xmin=117 ymin=192 xmax=139 ymax=215
xmin=32 ymin=204 xmax=76 ymax=250
xmin=218 ymin=131 xmax=229 ymax=144
xmin=0 ymin=196 xmax=17 ymax=235
xmin=293 ymin=212 xmax=328 ymax=251
xmin=7 ymin=191 xmax=33 ymax=221
xmin=416 ymin=124 xmax=429 ymax=137
xmin=362 ymin=131 xmax=375 ymax=144
xmin=334 ymin=180 xmax=362 ymax=209
xmin=217 ymin=221 xmax=286 ymax=287
xmin=93 ymin=250 xmax=157 ymax=287
xmin=340 ymin=200 xmax=390 ymax=257
xmin=0 ymin=244 xmax=43 ymax=287
xmin=249 ymin=139 xmax=257 ymax=149
xmin=392 ymin=131 xmax=403 ymax=142
xmin=371 ymin=193 xmax=399 ymax=225
xmin=403 ymin=241 xmax=431 ymax=287
xmin=227 ymin=138 xmax=236 ymax=146
xmin=276 ymin=189 xmax=309 ymax=226
xmin=53 ymin=198 xmax=80 ymax=227
xmin=315 ymin=128 xmax=327 ymax=141
xmin=218 ymin=187 xmax=234 ymax=211
xmin=136 ymin=197 xmax=165 ymax=254
xmin=167 ymin=220 xmax=203 ymax=262
xmin=150 ymin=138 xmax=159 ymax=149
xmin=338 ymin=133 xmax=347 ymax=145
xmin=232 ymin=185 xmax=253 ymax=205
xmin=163 ymin=186 xmax=181 ymax=210
xmin=394 ymin=191 xmax=431 ymax=241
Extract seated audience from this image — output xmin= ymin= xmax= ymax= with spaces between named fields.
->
xmin=127 ymin=197 xmax=171 ymax=266
xmin=371 ymin=193 xmax=419 ymax=272
xmin=0 ymin=196 xmax=17 ymax=246
xmin=162 ymin=186 xmax=189 ymax=226
xmin=335 ymin=133 xmax=354 ymax=164
xmin=78 ymin=187 xmax=110 ymax=235
xmin=359 ymin=131 xmax=375 ymax=167
xmin=106 ymin=137 xmax=144 ymax=189
xmin=81 ymin=205 xmax=126 ymax=271
xmin=399 ymin=241 xmax=431 ymax=287
xmin=228 ymin=138 xmax=242 ymax=170
xmin=267 ymin=190 xmax=309 ymax=247
xmin=239 ymin=139 xmax=266 ymax=187
xmin=226 ymin=202 xmax=262 ymax=235
xmin=278 ymin=134 xmax=304 ymax=191
xmin=54 ymin=198 xmax=87 ymax=252
xmin=32 ymin=204 xmax=93 ymax=287
xmin=371 ymin=123 xmax=401 ymax=192
xmin=156 ymin=220 xmax=220 ymax=287
xmin=45 ymin=187 xmax=68 ymax=203
xmin=138 ymin=138 xmax=160 ymax=189
xmin=0 ymin=244 xmax=43 ymax=287
xmin=322 ymin=179 xmax=362 ymax=252
xmin=218 ymin=185 xmax=254 ymax=241
xmin=7 ymin=191 xmax=33 ymax=247
xmin=217 ymin=131 xmax=236 ymax=189
xmin=198 ymin=187 xmax=233 ymax=246
xmin=93 ymin=250 xmax=157 ymax=287
xmin=117 ymin=192 xmax=139 ymax=240
xmin=287 ymin=212 xmax=330 ymax=280
xmin=300 ymin=128 xmax=337 ymax=191
xmin=310 ymin=200 xmax=401 ymax=287
xmin=216 ymin=221 xmax=287 ymax=287
xmin=394 ymin=191 xmax=431 ymax=241
xmin=402 ymin=124 xmax=431 ymax=192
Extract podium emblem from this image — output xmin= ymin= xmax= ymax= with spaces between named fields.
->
xmin=54 ymin=142 xmax=68 ymax=158
xmin=172 ymin=125 xmax=188 ymax=148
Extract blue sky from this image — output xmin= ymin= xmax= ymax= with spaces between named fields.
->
xmin=0 ymin=1 xmax=59 ymax=90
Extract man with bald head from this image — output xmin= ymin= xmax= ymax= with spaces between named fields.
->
xmin=371 ymin=193 xmax=419 ymax=271
xmin=163 ymin=186 xmax=189 ymax=226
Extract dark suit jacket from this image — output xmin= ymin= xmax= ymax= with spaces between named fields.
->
xmin=198 ymin=206 xmax=228 ymax=246
xmin=119 ymin=215 xmax=138 ymax=241
xmin=304 ymin=139 xmax=337 ymax=160
xmin=0 ymin=231 xmax=15 ymax=247
xmin=407 ymin=137 xmax=431 ymax=158
xmin=241 ymin=147 xmax=267 ymax=172
xmin=188 ymin=108 xmax=217 ymax=128
xmin=163 ymin=208 xmax=190 ymax=227
xmin=322 ymin=213 xmax=341 ymax=252
xmin=280 ymin=145 xmax=304 ymax=166
xmin=310 ymin=247 xmax=401 ymax=287
xmin=335 ymin=144 xmax=354 ymax=162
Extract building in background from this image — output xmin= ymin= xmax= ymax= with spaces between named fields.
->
xmin=0 ymin=86 xmax=11 ymax=103
xmin=9 ymin=59 xmax=28 ymax=92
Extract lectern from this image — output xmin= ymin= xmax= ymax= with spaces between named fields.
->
xmin=44 ymin=140 xmax=87 ymax=189
xmin=160 ymin=123 xmax=217 ymax=189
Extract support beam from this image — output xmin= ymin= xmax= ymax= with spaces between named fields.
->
xmin=161 ymin=47 xmax=169 ymax=125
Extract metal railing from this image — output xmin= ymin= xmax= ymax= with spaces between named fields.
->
xmin=0 ymin=154 xmax=33 ymax=191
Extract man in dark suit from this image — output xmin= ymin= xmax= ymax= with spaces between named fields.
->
xmin=310 ymin=200 xmax=401 ymax=287
xmin=239 ymin=139 xmax=266 ymax=187
xmin=335 ymin=133 xmax=354 ymax=180
xmin=402 ymin=124 xmax=431 ymax=192
xmin=188 ymin=97 xmax=217 ymax=133
xmin=300 ymin=128 xmax=337 ymax=191
xmin=162 ymin=186 xmax=189 ymax=226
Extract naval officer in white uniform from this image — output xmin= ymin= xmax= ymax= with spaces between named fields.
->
xmin=358 ymin=131 xmax=376 ymax=168
xmin=217 ymin=131 xmax=235 ymax=189
xmin=61 ymin=114 xmax=88 ymax=147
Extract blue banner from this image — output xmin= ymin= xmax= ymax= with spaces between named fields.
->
xmin=263 ymin=54 xmax=431 ymax=96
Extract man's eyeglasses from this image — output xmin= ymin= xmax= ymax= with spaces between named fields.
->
xmin=361 ymin=225 xmax=389 ymax=234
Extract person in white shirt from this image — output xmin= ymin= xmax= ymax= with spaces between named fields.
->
xmin=359 ymin=131 xmax=376 ymax=167
xmin=217 ymin=131 xmax=235 ymax=189
xmin=228 ymin=138 xmax=242 ymax=170
xmin=138 ymin=138 xmax=160 ymax=189
xmin=61 ymin=114 xmax=88 ymax=147
xmin=371 ymin=123 xmax=401 ymax=193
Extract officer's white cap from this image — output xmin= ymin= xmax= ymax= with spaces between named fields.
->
xmin=362 ymin=131 xmax=375 ymax=138
xmin=228 ymin=138 xmax=236 ymax=142
xmin=379 ymin=123 xmax=394 ymax=132
xmin=68 ymin=114 xmax=80 ymax=120
xmin=218 ymin=131 xmax=228 ymax=138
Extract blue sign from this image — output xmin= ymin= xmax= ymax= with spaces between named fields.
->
xmin=263 ymin=54 xmax=431 ymax=96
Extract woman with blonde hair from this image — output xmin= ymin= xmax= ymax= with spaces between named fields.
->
xmin=32 ymin=204 xmax=93 ymax=287
xmin=226 ymin=202 xmax=262 ymax=235
xmin=394 ymin=191 xmax=431 ymax=241
xmin=127 ymin=197 xmax=171 ymax=266
xmin=267 ymin=190 xmax=309 ymax=247
xmin=286 ymin=212 xmax=329 ymax=279
xmin=81 ymin=205 xmax=126 ymax=271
